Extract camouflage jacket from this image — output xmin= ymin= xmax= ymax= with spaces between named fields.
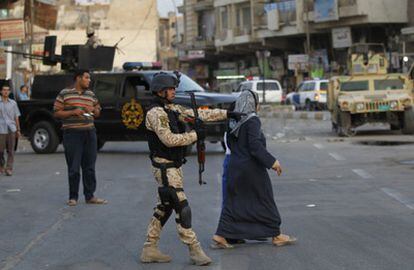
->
xmin=146 ymin=103 xmax=227 ymax=148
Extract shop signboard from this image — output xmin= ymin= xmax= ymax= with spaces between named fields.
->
xmin=288 ymin=54 xmax=309 ymax=70
xmin=188 ymin=50 xmax=205 ymax=59
xmin=314 ymin=0 xmax=338 ymax=22
xmin=0 ymin=19 xmax=25 ymax=42
xmin=332 ymin=27 xmax=352 ymax=48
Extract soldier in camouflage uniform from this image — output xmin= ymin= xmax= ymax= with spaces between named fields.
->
xmin=140 ymin=72 xmax=243 ymax=266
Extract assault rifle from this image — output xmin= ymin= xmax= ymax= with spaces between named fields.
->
xmin=188 ymin=92 xmax=206 ymax=185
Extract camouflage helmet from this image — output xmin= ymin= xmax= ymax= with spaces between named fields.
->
xmin=150 ymin=72 xmax=179 ymax=93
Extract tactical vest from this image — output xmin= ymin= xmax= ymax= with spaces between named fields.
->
xmin=146 ymin=98 xmax=187 ymax=167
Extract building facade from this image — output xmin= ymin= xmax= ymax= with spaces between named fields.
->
xmin=180 ymin=0 xmax=409 ymax=92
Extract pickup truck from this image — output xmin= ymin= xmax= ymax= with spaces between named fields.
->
xmin=18 ymin=70 xmax=236 ymax=153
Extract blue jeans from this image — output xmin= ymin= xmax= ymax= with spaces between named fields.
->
xmin=221 ymin=154 xmax=230 ymax=208
xmin=63 ymin=129 xmax=97 ymax=201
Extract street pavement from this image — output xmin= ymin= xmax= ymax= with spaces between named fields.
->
xmin=1 ymin=113 xmax=414 ymax=270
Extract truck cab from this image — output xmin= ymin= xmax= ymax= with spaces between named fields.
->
xmin=18 ymin=67 xmax=236 ymax=153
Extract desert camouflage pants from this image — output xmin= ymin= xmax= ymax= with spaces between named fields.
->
xmin=144 ymin=158 xmax=199 ymax=246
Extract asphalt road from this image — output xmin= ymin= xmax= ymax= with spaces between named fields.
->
xmin=1 ymin=114 xmax=414 ymax=270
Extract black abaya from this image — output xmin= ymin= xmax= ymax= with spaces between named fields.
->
xmin=216 ymin=116 xmax=281 ymax=239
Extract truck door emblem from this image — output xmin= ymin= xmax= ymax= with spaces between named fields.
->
xmin=121 ymin=99 xmax=144 ymax=129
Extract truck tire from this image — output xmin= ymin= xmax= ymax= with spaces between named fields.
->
xmin=30 ymin=121 xmax=59 ymax=154
xmin=402 ymin=108 xmax=414 ymax=134
xmin=337 ymin=111 xmax=355 ymax=137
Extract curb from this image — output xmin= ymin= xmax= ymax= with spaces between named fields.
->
xmin=259 ymin=111 xmax=331 ymax=121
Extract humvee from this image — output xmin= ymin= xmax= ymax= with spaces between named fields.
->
xmin=328 ymin=43 xmax=414 ymax=136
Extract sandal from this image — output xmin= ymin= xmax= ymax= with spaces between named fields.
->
xmin=67 ymin=199 xmax=77 ymax=206
xmin=210 ymin=236 xmax=234 ymax=249
xmin=85 ymin=197 xmax=108 ymax=204
xmin=272 ymin=234 xmax=297 ymax=247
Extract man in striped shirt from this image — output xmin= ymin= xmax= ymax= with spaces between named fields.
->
xmin=54 ymin=69 xmax=107 ymax=206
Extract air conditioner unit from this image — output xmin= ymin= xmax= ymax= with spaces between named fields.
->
xmin=267 ymin=9 xmax=279 ymax=31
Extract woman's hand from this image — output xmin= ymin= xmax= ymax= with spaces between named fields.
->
xmin=272 ymin=160 xmax=282 ymax=176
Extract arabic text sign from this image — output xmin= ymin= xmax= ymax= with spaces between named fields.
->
xmin=332 ymin=27 xmax=352 ymax=48
xmin=0 ymin=19 xmax=25 ymax=42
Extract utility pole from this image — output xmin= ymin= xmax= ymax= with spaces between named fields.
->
xmin=304 ymin=0 xmax=311 ymax=73
xmin=29 ymin=0 xmax=35 ymax=72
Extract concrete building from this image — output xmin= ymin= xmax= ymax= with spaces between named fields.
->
xmin=157 ymin=11 xmax=184 ymax=70
xmin=180 ymin=0 xmax=410 ymax=91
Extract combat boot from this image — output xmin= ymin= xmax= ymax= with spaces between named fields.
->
xmin=189 ymin=242 xmax=212 ymax=266
xmin=140 ymin=242 xmax=172 ymax=263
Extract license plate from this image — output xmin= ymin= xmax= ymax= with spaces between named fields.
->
xmin=379 ymin=105 xmax=390 ymax=111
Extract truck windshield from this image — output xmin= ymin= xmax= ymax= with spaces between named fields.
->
xmin=340 ymin=81 xmax=369 ymax=91
xmin=374 ymin=79 xmax=404 ymax=90
xmin=176 ymin=74 xmax=204 ymax=92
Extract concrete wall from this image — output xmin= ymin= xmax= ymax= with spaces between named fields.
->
xmin=359 ymin=0 xmax=407 ymax=23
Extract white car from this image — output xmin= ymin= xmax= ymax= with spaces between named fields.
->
xmin=285 ymin=79 xmax=328 ymax=110
xmin=234 ymin=80 xmax=283 ymax=103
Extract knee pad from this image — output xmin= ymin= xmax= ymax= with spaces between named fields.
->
xmin=178 ymin=201 xmax=192 ymax=229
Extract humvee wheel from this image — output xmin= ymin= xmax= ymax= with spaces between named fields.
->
xmin=402 ymin=108 xmax=414 ymax=134
xmin=337 ymin=111 xmax=355 ymax=137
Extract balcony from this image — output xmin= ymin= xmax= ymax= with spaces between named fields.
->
xmin=192 ymin=36 xmax=215 ymax=49
xmin=194 ymin=0 xmax=214 ymax=11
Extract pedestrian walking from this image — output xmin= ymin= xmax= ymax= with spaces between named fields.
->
xmin=0 ymin=85 xmax=21 ymax=176
xmin=212 ymin=90 xmax=296 ymax=248
xmin=140 ymin=72 xmax=243 ymax=266
xmin=53 ymin=69 xmax=107 ymax=206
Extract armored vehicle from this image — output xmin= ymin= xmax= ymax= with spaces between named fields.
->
xmin=327 ymin=43 xmax=414 ymax=136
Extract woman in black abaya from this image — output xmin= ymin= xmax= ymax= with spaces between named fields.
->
xmin=212 ymin=90 xmax=296 ymax=248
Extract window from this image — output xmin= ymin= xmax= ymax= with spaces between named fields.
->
xmin=94 ymin=77 xmax=116 ymax=101
xmin=296 ymin=83 xmax=304 ymax=92
xmin=320 ymin=82 xmax=328 ymax=90
xmin=220 ymin=6 xmax=228 ymax=30
xmin=340 ymin=81 xmax=369 ymax=91
xmin=123 ymin=76 xmax=149 ymax=98
xmin=305 ymin=82 xmax=315 ymax=91
xmin=374 ymin=79 xmax=404 ymax=90
xmin=257 ymin=82 xmax=280 ymax=91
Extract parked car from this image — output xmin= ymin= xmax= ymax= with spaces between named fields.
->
xmin=285 ymin=79 xmax=328 ymax=110
xmin=18 ymin=66 xmax=236 ymax=154
xmin=234 ymin=79 xmax=283 ymax=103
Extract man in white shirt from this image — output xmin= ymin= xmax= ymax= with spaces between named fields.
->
xmin=0 ymin=85 xmax=21 ymax=176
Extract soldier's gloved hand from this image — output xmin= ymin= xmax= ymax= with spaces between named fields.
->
xmin=227 ymin=111 xmax=246 ymax=120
